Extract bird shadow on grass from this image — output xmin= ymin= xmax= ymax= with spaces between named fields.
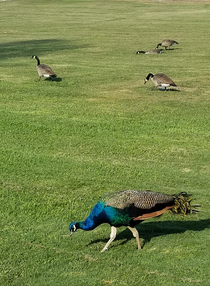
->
xmin=153 ymin=87 xmax=181 ymax=92
xmin=165 ymin=48 xmax=181 ymax=51
xmin=87 ymin=219 xmax=210 ymax=249
xmin=0 ymin=39 xmax=90 ymax=60
xmin=44 ymin=77 xmax=62 ymax=82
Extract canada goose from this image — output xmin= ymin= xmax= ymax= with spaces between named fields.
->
xmin=136 ymin=48 xmax=163 ymax=54
xmin=144 ymin=73 xmax=177 ymax=90
xmin=31 ymin=55 xmax=57 ymax=81
xmin=156 ymin=39 xmax=178 ymax=50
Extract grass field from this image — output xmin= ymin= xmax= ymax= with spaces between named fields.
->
xmin=0 ymin=0 xmax=210 ymax=285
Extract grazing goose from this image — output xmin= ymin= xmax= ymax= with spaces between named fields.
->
xmin=144 ymin=73 xmax=177 ymax=90
xmin=136 ymin=48 xmax=163 ymax=54
xmin=156 ymin=39 xmax=178 ymax=50
xmin=31 ymin=55 xmax=57 ymax=81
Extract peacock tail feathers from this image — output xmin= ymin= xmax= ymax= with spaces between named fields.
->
xmin=171 ymin=192 xmax=200 ymax=215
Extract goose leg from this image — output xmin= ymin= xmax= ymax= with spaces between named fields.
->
xmin=100 ymin=226 xmax=117 ymax=252
xmin=127 ymin=226 xmax=141 ymax=250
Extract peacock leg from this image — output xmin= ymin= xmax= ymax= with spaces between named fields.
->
xmin=100 ymin=226 xmax=117 ymax=252
xmin=127 ymin=226 xmax=141 ymax=250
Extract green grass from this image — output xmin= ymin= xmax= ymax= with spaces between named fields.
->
xmin=0 ymin=0 xmax=210 ymax=285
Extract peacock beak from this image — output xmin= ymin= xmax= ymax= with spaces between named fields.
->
xmin=69 ymin=224 xmax=76 ymax=236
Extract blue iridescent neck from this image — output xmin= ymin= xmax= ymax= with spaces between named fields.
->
xmin=72 ymin=201 xmax=107 ymax=231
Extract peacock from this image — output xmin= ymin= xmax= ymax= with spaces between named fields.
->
xmin=69 ymin=190 xmax=200 ymax=252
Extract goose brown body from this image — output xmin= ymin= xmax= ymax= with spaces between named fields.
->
xmin=156 ymin=39 xmax=178 ymax=50
xmin=144 ymin=73 xmax=176 ymax=90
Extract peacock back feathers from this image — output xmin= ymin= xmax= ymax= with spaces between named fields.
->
xmin=104 ymin=190 xmax=174 ymax=210
xmin=103 ymin=190 xmax=199 ymax=223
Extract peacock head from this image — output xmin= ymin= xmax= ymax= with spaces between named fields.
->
xmin=69 ymin=222 xmax=80 ymax=236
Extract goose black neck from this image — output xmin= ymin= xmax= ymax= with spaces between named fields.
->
xmin=146 ymin=73 xmax=154 ymax=80
xmin=35 ymin=56 xmax=40 ymax=66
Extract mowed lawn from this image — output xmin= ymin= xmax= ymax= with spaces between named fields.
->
xmin=0 ymin=0 xmax=210 ymax=285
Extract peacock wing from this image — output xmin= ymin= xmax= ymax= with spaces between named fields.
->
xmin=105 ymin=190 xmax=174 ymax=210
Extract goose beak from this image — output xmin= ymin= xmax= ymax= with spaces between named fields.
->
xmin=144 ymin=79 xmax=147 ymax=84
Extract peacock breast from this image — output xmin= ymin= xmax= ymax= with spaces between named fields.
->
xmin=104 ymin=206 xmax=131 ymax=227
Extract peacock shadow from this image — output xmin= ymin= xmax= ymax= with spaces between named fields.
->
xmin=87 ymin=218 xmax=210 ymax=249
